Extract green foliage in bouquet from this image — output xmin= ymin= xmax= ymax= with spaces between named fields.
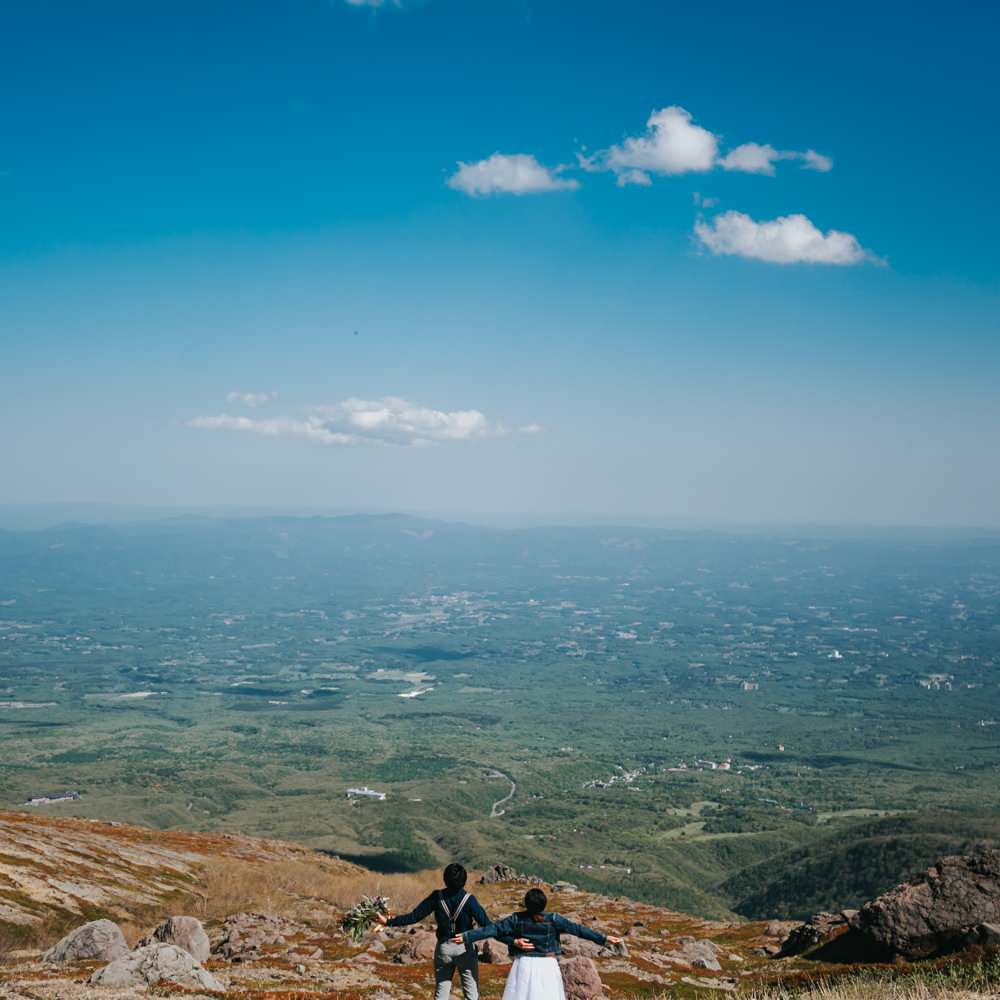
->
xmin=341 ymin=894 xmax=391 ymax=943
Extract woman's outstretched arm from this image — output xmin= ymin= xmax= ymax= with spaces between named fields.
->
xmin=552 ymin=914 xmax=622 ymax=947
xmin=462 ymin=913 xmax=519 ymax=946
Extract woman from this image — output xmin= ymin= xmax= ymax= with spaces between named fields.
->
xmin=453 ymin=888 xmax=622 ymax=1000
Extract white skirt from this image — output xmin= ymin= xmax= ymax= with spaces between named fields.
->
xmin=501 ymin=956 xmax=566 ymax=1000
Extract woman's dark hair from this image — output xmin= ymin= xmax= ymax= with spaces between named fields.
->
xmin=443 ymin=863 xmax=468 ymax=890
xmin=524 ymin=888 xmax=548 ymax=922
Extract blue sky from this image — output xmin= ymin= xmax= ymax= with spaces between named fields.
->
xmin=2 ymin=1 xmax=998 ymax=525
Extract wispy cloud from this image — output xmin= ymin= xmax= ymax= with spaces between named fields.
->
xmin=583 ymin=105 xmax=832 ymax=185
xmin=226 ymin=391 xmax=276 ymax=408
xmin=447 ymin=153 xmax=580 ymax=196
xmin=719 ymin=142 xmax=833 ymax=176
xmin=190 ymin=396 xmax=539 ymax=447
xmin=693 ymin=210 xmax=880 ymax=265
xmin=344 ymin=0 xmax=401 ymax=6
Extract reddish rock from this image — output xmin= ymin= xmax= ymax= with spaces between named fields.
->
xmin=394 ymin=931 xmax=438 ymax=964
xmin=852 ymin=850 xmax=1000 ymax=960
xmin=560 ymin=955 xmax=605 ymax=1000
xmin=478 ymin=938 xmax=512 ymax=964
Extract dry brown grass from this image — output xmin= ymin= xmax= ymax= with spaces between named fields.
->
xmin=0 ymin=926 xmax=17 ymax=966
xmin=740 ymin=986 xmax=996 ymax=1000
xmin=193 ymin=857 xmax=442 ymax=925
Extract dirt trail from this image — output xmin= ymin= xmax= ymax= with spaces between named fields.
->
xmin=486 ymin=770 xmax=516 ymax=818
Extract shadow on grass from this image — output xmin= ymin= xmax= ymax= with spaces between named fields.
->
xmin=326 ymin=850 xmax=428 ymax=874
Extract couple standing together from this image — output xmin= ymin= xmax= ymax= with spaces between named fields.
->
xmin=376 ymin=864 xmax=621 ymax=1000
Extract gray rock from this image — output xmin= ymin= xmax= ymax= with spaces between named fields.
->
xmin=139 ymin=915 xmax=211 ymax=963
xmin=763 ymin=920 xmax=797 ymax=940
xmin=960 ymin=922 xmax=1000 ymax=949
xmin=90 ymin=943 xmax=224 ymax=992
xmin=43 ymin=919 xmax=129 ymax=965
xmin=213 ymin=911 xmax=303 ymax=961
xmin=779 ymin=912 xmax=851 ymax=958
xmin=978 ymin=922 xmax=1000 ymax=946
xmin=562 ymin=936 xmax=627 ymax=959
xmin=560 ymin=955 xmax=605 ymax=1000
xmin=664 ymin=937 xmax=722 ymax=972
xmin=478 ymin=864 xmax=543 ymax=885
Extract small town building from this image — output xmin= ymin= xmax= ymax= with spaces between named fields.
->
xmin=346 ymin=786 xmax=386 ymax=801
xmin=26 ymin=791 xmax=81 ymax=806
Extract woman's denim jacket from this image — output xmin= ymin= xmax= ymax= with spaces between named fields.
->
xmin=463 ymin=911 xmax=607 ymax=957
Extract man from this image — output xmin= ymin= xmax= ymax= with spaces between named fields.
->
xmin=376 ymin=863 xmax=524 ymax=1000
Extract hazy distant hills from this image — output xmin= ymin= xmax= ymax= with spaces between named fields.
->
xmin=4 ymin=512 xmax=997 ymax=597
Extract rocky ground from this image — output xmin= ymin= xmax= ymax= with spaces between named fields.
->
xmin=2 ymin=811 xmax=999 ymax=1000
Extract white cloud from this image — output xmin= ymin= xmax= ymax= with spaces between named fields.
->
xmin=189 ymin=414 xmax=356 ymax=445
xmin=587 ymin=106 xmax=833 ymax=183
xmin=190 ymin=396 xmax=537 ymax=447
xmin=718 ymin=142 xmax=784 ymax=176
xmin=603 ymin=106 xmax=718 ymax=182
xmin=693 ymin=210 xmax=880 ymax=265
xmin=226 ymin=391 xmax=276 ymax=408
xmin=615 ymin=168 xmax=653 ymax=188
xmin=802 ymin=149 xmax=834 ymax=172
xmin=719 ymin=143 xmax=835 ymax=175
xmin=447 ymin=153 xmax=580 ymax=196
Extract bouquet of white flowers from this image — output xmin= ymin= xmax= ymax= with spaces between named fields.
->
xmin=341 ymin=894 xmax=391 ymax=943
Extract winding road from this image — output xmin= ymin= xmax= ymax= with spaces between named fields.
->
xmin=486 ymin=769 xmax=516 ymax=818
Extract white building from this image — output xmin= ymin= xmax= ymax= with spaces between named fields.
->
xmin=26 ymin=791 xmax=80 ymax=806
xmin=346 ymin=786 xmax=386 ymax=801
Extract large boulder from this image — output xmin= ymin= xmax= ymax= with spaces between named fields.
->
xmin=852 ymin=849 xmax=1000 ymax=960
xmin=560 ymin=955 xmax=605 ymax=1000
xmin=43 ymin=919 xmax=128 ymax=964
xmin=394 ymin=931 xmax=438 ymax=964
xmin=90 ymin=943 xmax=224 ymax=991
xmin=139 ymin=915 xmax=211 ymax=963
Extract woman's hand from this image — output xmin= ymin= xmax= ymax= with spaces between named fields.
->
xmin=513 ymin=938 xmax=534 ymax=951
xmin=605 ymin=935 xmax=623 ymax=947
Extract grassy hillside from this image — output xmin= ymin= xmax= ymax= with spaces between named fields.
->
xmin=722 ymin=812 xmax=1000 ymax=919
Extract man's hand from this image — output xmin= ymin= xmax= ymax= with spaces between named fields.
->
xmin=374 ymin=913 xmax=389 ymax=932
xmin=513 ymin=938 xmax=534 ymax=951
xmin=451 ymin=935 xmax=464 ymax=945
